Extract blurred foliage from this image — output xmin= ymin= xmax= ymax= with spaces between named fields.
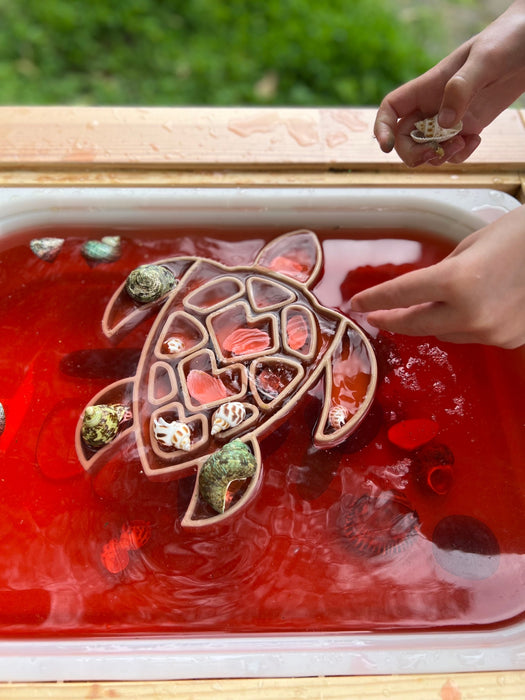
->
xmin=0 ymin=0 xmax=446 ymax=105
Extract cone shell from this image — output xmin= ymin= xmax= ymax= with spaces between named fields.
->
xmin=411 ymin=115 xmax=462 ymax=143
xmin=199 ymin=439 xmax=257 ymax=513
xmin=153 ymin=416 xmax=191 ymax=451
xmin=126 ymin=264 xmax=176 ymax=303
xmin=29 ymin=237 xmax=64 ymax=262
xmin=81 ymin=404 xmax=121 ymax=449
xmin=211 ymin=401 xmax=246 ymax=435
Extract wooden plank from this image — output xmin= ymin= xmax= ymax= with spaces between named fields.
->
xmin=0 ymin=167 xmax=520 ymax=193
xmin=0 ymin=672 xmax=523 ymax=699
xmin=0 ymin=106 xmax=522 ymax=169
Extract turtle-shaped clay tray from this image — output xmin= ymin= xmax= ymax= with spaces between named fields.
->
xmin=76 ymin=229 xmax=377 ymax=528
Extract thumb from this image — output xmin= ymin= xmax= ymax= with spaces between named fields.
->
xmin=438 ymin=52 xmax=491 ymax=128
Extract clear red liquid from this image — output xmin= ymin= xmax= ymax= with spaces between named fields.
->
xmin=0 ymin=225 xmax=524 ymax=637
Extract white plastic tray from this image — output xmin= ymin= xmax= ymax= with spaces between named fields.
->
xmin=0 ymin=186 xmax=522 ymax=681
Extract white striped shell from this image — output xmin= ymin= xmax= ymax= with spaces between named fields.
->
xmin=163 ymin=336 xmax=184 ymax=354
xmin=411 ymin=115 xmax=463 ymax=143
xmin=329 ymin=405 xmax=349 ymax=430
xmin=211 ymin=401 xmax=246 ymax=435
xmin=153 ymin=417 xmax=191 ymax=450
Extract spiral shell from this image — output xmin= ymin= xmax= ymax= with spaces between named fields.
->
xmin=329 ymin=405 xmax=349 ymax=430
xmin=0 ymin=402 xmax=5 ymax=437
xmin=162 ymin=336 xmax=184 ymax=354
xmin=199 ymin=439 xmax=257 ymax=513
xmin=125 ymin=264 xmax=176 ymax=303
xmin=29 ymin=237 xmax=64 ymax=262
xmin=81 ymin=404 xmax=122 ymax=448
xmin=410 ymin=115 xmax=463 ymax=143
xmin=211 ymin=401 xmax=246 ymax=435
xmin=153 ymin=416 xmax=191 ymax=450
xmin=82 ymin=236 xmax=121 ymax=263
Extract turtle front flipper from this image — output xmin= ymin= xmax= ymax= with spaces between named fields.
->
xmin=75 ymin=377 xmax=136 ymax=473
xmin=180 ymin=437 xmax=261 ymax=529
xmin=314 ymin=320 xmax=377 ymax=448
xmin=102 ymin=258 xmax=196 ymax=340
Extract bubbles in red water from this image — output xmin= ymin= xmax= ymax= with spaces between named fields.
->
xmin=338 ymin=491 xmax=419 ymax=557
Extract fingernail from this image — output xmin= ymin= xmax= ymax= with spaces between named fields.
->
xmin=438 ymin=108 xmax=457 ymax=128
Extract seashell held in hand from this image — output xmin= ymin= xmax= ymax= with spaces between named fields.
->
xmin=410 ymin=115 xmax=463 ymax=143
xmin=153 ymin=416 xmax=191 ymax=450
xmin=211 ymin=401 xmax=246 ymax=435
xmin=126 ymin=264 xmax=177 ymax=304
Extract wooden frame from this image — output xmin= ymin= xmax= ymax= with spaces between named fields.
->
xmin=0 ymin=106 xmax=523 ymax=697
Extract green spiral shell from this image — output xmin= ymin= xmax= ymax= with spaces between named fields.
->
xmin=198 ymin=439 xmax=257 ymax=513
xmin=125 ymin=264 xmax=176 ymax=303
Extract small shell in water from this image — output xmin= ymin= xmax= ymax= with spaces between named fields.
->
xmin=199 ymin=439 xmax=257 ymax=513
xmin=82 ymin=236 xmax=121 ymax=263
xmin=162 ymin=336 xmax=184 ymax=354
xmin=30 ymin=237 xmax=64 ymax=262
xmin=211 ymin=401 xmax=246 ymax=435
xmin=126 ymin=264 xmax=176 ymax=304
xmin=81 ymin=404 xmax=123 ymax=449
xmin=329 ymin=405 xmax=349 ymax=430
xmin=153 ymin=416 xmax=191 ymax=451
xmin=0 ymin=402 xmax=5 ymax=437
xmin=410 ymin=115 xmax=463 ymax=143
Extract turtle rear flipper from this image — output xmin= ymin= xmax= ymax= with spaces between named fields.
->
xmin=314 ymin=321 xmax=377 ymax=448
xmin=181 ymin=437 xmax=262 ymax=529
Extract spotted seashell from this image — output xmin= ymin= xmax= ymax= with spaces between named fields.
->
xmin=82 ymin=236 xmax=121 ymax=263
xmin=29 ymin=237 xmax=64 ymax=262
xmin=411 ymin=115 xmax=463 ymax=143
xmin=211 ymin=401 xmax=246 ymax=436
xmin=0 ymin=402 xmax=5 ymax=437
xmin=125 ymin=264 xmax=176 ymax=304
xmin=329 ymin=405 xmax=349 ymax=430
xmin=81 ymin=404 xmax=121 ymax=449
xmin=199 ymin=439 xmax=257 ymax=513
xmin=153 ymin=416 xmax=191 ymax=451
xmin=162 ymin=336 xmax=184 ymax=354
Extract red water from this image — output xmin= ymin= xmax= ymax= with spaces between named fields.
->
xmin=0 ymin=225 xmax=524 ymax=637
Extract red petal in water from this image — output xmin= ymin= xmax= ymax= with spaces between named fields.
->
xmin=186 ymin=369 xmax=230 ymax=404
xmin=286 ymin=314 xmax=308 ymax=350
xmin=387 ymin=418 xmax=439 ymax=451
xmin=222 ymin=327 xmax=270 ymax=355
xmin=119 ymin=520 xmax=152 ymax=551
xmin=101 ymin=539 xmax=129 ymax=574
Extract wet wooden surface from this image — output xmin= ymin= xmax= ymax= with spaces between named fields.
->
xmin=0 ymin=106 xmax=523 ymax=696
xmin=0 ymin=672 xmax=524 ymax=699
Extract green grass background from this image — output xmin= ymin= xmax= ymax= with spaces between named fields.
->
xmin=0 ymin=0 xmax=473 ymax=106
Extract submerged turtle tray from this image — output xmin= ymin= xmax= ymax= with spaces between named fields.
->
xmin=75 ymin=229 xmax=377 ymax=528
xmin=0 ymin=187 xmax=523 ymax=681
